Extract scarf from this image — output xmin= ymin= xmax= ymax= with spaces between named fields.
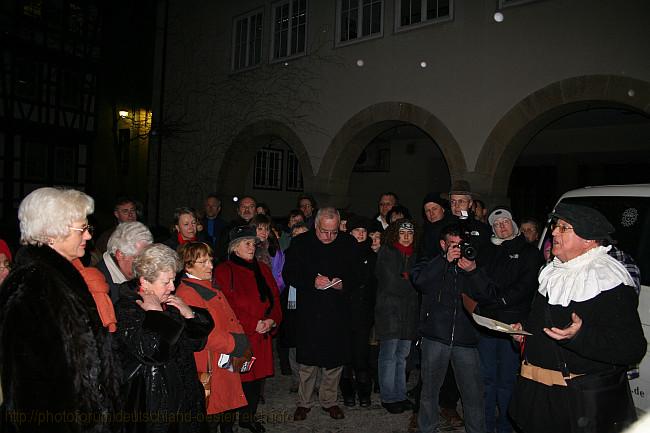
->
xmin=393 ymin=241 xmax=414 ymax=257
xmin=102 ymin=251 xmax=127 ymax=284
xmin=72 ymin=259 xmax=117 ymax=332
xmin=538 ymin=245 xmax=635 ymax=307
xmin=230 ymin=254 xmax=274 ymax=316
xmin=177 ymin=232 xmax=196 ymax=245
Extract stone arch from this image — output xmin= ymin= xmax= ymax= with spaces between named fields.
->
xmin=476 ymin=75 xmax=650 ymax=202
xmin=217 ymin=119 xmax=314 ymax=196
xmin=317 ymin=101 xmax=466 ymax=204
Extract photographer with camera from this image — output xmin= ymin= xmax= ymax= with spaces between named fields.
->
xmin=410 ymin=224 xmax=487 ymax=433
xmin=443 ymin=180 xmax=491 ymax=263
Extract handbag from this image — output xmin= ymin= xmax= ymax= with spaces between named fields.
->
xmin=564 ymin=366 xmax=636 ymax=433
xmin=198 ymin=351 xmax=213 ymax=404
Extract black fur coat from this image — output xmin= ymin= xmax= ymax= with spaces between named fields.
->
xmin=0 ymin=245 xmax=121 ymax=433
xmin=113 ymin=286 xmax=213 ymax=433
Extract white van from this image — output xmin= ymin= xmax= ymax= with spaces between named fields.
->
xmin=539 ymin=184 xmax=650 ymax=411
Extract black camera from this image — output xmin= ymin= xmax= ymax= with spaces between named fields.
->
xmin=457 ymin=211 xmax=478 ymax=261
xmin=459 ymin=240 xmax=478 ymax=261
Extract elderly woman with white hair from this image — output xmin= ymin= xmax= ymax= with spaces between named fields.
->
xmin=0 ymin=187 xmax=121 ymax=432
xmin=113 ymin=243 xmax=214 ymax=433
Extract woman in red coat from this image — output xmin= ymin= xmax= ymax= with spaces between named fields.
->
xmin=175 ymin=242 xmax=252 ymax=433
xmin=214 ymin=226 xmax=282 ymax=433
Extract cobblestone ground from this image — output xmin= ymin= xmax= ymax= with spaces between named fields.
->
xmin=232 ymin=361 xmax=467 ymax=433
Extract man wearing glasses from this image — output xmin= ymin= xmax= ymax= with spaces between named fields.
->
xmin=283 ymin=207 xmax=360 ymax=422
xmin=442 ymin=180 xmax=491 ymax=256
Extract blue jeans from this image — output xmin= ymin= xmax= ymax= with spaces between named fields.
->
xmin=478 ymin=334 xmax=520 ymax=433
xmin=417 ymin=338 xmax=485 ymax=433
xmin=378 ymin=339 xmax=411 ymax=403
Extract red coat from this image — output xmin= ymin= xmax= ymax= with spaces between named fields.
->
xmin=175 ymin=276 xmax=247 ymax=414
xmin=215 ymin=259 xmax=282 ymax=382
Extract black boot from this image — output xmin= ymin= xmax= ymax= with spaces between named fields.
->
xmin=356 ymin=371 xmax=372 ymax=407
xmin=340 ymin=367 xmax=356 ymax=407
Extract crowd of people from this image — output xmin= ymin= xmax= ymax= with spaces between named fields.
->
xmin=0 ymin=182 xmax=646 ymax=433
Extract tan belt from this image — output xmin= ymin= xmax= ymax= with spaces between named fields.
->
xmin=520 ymin=361 xmax=583 ymax=387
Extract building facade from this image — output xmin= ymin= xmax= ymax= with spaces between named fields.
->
xmin=153 ymin=0 xmax=650 ymax=222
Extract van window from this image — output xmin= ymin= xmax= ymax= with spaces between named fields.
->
xmin=560 ymin=196 xmax=650 ymax=286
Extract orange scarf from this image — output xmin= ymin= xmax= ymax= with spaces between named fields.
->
xmin=72 ymin=259 xmax=117 ymax=332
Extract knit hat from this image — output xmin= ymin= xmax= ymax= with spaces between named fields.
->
xmin=488 ymin=208 xmax=520 ymax=244
xmin=488 ymin=208 xmax=513 ymax=227
xmin=422 ymin=192 xmax=448 ymax=209
xmin=550 ymin=203 xmax=614 ymax=241
xmin=347 ymin=215 xmax=370 ymax=232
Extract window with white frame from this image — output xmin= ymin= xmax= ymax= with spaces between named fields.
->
xmin=232 ymin=9 xmax=263 ymax=71
xmin=396 ymin=0 xmax=452 ymax=30
xmin=337 ymin=0 xmax=383 ymax=45
xmin=253 ymin=148 xmax=283 ymax=190
xmin=271 ymin=0 xmax=307 ymax=61
xmin=286 ymin=151 xmax=303 ymax=191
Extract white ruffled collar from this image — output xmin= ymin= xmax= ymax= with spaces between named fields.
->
xmin=538 ymin=245 xmax=634 ymax=306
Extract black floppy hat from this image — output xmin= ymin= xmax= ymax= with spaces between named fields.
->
xmin=549 ymin=203 xmax=614 ymax=241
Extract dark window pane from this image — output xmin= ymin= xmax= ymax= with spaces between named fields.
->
xmin=412 ymin=0 xmax=422 ymax=24
xmin=362 ymin=3 xmax=370 ymax=35
xmin=371 ymin=3 xmax=381 ymax=34
xmin=400 ymin=0 xmax=411 ymax=26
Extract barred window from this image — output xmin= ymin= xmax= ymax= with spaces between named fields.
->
xmin=253 ymin=148 xmax=283 ymax=190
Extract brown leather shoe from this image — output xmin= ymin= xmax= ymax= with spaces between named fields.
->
xmin=322 ymin=405 xmax=345 ymax=419
xmin=293 ymin=406 xmax=310 ymax=421
xmin=440 ymin=407 xmax=464 ymax=428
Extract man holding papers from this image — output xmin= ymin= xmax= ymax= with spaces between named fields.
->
xmin=283 ymin=207 xmax=359 ymax=421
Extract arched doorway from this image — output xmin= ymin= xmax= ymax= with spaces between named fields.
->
xmin=346 ymin=124 xmax=450 ymax=220
xmin=317 ymin=102 xmax=465 ymax=214
xmin=476 ymin=75 xmax=650 ymax=219
xmin=217 ymin=120 xmax=314 ymax=218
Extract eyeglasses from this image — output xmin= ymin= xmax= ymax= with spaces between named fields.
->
xmin=0 ymin=262 xmax=11 ymax=272
xmin=69 ymin=224 xmax=94 ymax=235
xmin=318 ymin=228 xmax=338 ymax=236
xmin=493 ymin=221 xmax=511 ymax=228
xmin=551 ymin=223 xmax=574 ymax=233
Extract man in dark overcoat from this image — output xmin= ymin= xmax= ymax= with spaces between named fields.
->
xmin=283 ymin=207 xmax=359 ymax=421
